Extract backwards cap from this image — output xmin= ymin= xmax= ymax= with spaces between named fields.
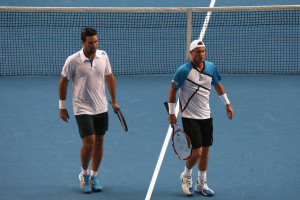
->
xmin=190 ymin=40 xmax=205 ymax=51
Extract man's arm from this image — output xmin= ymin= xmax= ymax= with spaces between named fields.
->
xmin=214 ymin=83 xmax=233 ymax=120
xmin=58 ymin=76 xmax=70 ymax=122
xmin=168 ymin=85 xmax=179 ymax=125
xmin=105 ymin=73 xmax=119 ymax=111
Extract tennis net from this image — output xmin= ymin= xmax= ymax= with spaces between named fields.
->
xmin=0 ymin=6 xmax=299 ymax=76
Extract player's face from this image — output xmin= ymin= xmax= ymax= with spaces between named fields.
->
xmin=191 ymin=47 xmax=206 ymax=63
xmin=82 ymin=35 xmax=98 ymax=56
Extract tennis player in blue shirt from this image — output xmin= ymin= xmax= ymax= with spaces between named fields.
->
xmin=168 ymin=40 xmax=234 ymax=196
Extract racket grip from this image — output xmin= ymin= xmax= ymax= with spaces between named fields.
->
xmin=109 ymin=100 xmax=119 ymax=112
xmin=163 ymin=102 xmax=169 ymax=114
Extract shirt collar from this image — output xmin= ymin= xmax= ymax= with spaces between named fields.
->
xmin=79 ymin=48 xmax=100 ymax=62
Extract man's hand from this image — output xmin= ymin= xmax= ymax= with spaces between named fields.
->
xmin=226 ymin=104 xmax=233 ymax=120
xmin=60 ymin=109 xmax=70 ymax=123
xmin=109 ymin=100 xmax=120 ymax=113
xmin=168 ymin=114 xmax=177 ymax=125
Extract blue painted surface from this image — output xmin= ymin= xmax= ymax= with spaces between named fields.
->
xmin=0 ymin=0 xmax=300 ymax=200
xmin=0 ymin=75 xmax=300 ymax=200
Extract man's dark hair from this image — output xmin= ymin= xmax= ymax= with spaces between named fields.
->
xmin=81 ymin=27 xmax=97 ymax=42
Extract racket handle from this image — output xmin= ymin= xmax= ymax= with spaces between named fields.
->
xmin=109 ymin=100 xmax=119 ymax=112
xmin=164 ymin=102 xmax=177 ymax=128
xmin=163 ymin=102 xmax=169 ymax=114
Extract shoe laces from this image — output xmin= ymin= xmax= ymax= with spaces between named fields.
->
xmin=83 ymin=174 xmax=90 ymax=185
xmin=183 ymin=176 xmax=192 ymax=187
xmin=201 ymin=182 xmax=210 ymax=190
xmin=90 ymin=176 xmax=99 ymax=184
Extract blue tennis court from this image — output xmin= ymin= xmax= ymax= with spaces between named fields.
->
xmin=1 ymin=0 xmax=300 ymax=200
xmin=1 ymin=74 xmax=300 ymax=200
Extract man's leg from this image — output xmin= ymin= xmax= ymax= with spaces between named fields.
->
xmin=89 ymin=135 xmax=104 ymax=192
xmin=91 ymin=135 xmax=104 ymax=171
xmin=195 ymin=147 xmax=214 ymax=196
xmin=79 ymin=134 xmax=95 ymax=193
xmin=180 ymin=148 xmax=201 ymax=196
xmin=81 ymin=135 xmax=96 ymax=170
xmin=197 ymin=147 xmax=209 ymax=171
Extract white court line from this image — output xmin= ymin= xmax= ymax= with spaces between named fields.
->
xmin=145 ymin=1 xmax=216 ymax=199
xmin=199 ymin=0 xmax=216 ymax=41
xmin=145 ymin=101 xmax=179 ymax=200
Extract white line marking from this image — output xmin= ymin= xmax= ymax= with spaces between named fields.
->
xmin=199 ymin=0 xmax=216 ymax=41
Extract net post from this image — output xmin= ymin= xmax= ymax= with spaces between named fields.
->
xmin=185 ymin=9 xmax=193 ymax=61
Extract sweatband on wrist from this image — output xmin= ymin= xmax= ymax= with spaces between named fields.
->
xmin=59 ymin=100 xmax=66 ymax=109
xmin=168 ymin=103 xmax=176 ymax=115
xmin=219 ymin=94 xmax=230 ymax=105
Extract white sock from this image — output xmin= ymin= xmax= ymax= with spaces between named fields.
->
xmin=183 ymin=166 xmax=193 ymax=177
xmin=91 ymin=170 xmax=98 ymax=177
xmin=198 ymin=171 xmax=207 ymax=183
xmin=81 ymin=167 xmax=89 ymax=175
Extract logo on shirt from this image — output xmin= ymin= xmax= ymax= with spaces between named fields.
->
xmin=198 ymin=73 xmax=204 ymax=81
xmin=172 ymin=80 xmax=178 ymax=85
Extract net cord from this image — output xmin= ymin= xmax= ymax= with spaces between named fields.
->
xmin=1 ymin=5 xmax=300 ymax=12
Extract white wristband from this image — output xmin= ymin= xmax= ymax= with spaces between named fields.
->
xmin=59 ymin=100 xmax=66 ymax=109
xmin=219 ymin=94 xmax=230 ymax=105
xmin=168 ymin=103 xmax=176 ymax=115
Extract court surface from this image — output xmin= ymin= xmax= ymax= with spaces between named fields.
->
xmin=0 ymin=74 xmax=300 ymax=200
xmin=1 ymin=1 xmax=300 ymax=199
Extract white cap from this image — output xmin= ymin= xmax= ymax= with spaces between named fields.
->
xmin=190 ymin=40 xmax=205 ymax=51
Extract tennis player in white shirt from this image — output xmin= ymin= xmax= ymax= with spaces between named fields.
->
xmin=58 ymin=27 xmax=119 ymax=193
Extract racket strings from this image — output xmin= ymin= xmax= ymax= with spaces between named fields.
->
xmin=173 ymin=131 xmax=192 ymax=159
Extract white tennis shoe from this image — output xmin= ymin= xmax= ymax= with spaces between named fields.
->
xmin=195 ymin=181 xmax=214 ymax=196
xmin=180 ymin=172 xmax=193 ymax=196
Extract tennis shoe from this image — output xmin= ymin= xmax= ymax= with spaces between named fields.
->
xmin=79 ymin=172 xmax=92 ymax=194
xmin=195 ymin=181 xmax=214 ymax=196
xmin=180 ymin=172 xmax=193 ymax=196
xmin=90 ymin=175 xmax=102 ymax=192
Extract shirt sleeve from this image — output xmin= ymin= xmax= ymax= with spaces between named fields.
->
xmin=104 ymin=53 xmax=112 ymax=75
xmin=61 ymin=57 xmax=74 ymax=80
xmin=171 ymin=63 xmax=191 ymax=88
xmin=211 ymin=63 xmax=222 ymax=86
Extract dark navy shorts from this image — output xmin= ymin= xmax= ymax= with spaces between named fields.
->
xmin=75 ymin=112 xmax=109 ymax=138
xmin=182 ymin=117 xmax=213 ymax=149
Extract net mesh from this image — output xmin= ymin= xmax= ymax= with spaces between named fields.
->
xmin=195 ymin=10 xmax=300 ymax=74
xmin=0 ymin=6 xmax=299 ymax=76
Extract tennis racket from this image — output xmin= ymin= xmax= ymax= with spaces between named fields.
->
xmin=164 ymin=102 xmax=192 ymax=160
xmin=110 ymin=100 xmax=128 ymax=132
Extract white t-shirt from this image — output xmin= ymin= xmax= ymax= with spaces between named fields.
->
xmin=61 ymin=48 xmax=112 ymax=115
